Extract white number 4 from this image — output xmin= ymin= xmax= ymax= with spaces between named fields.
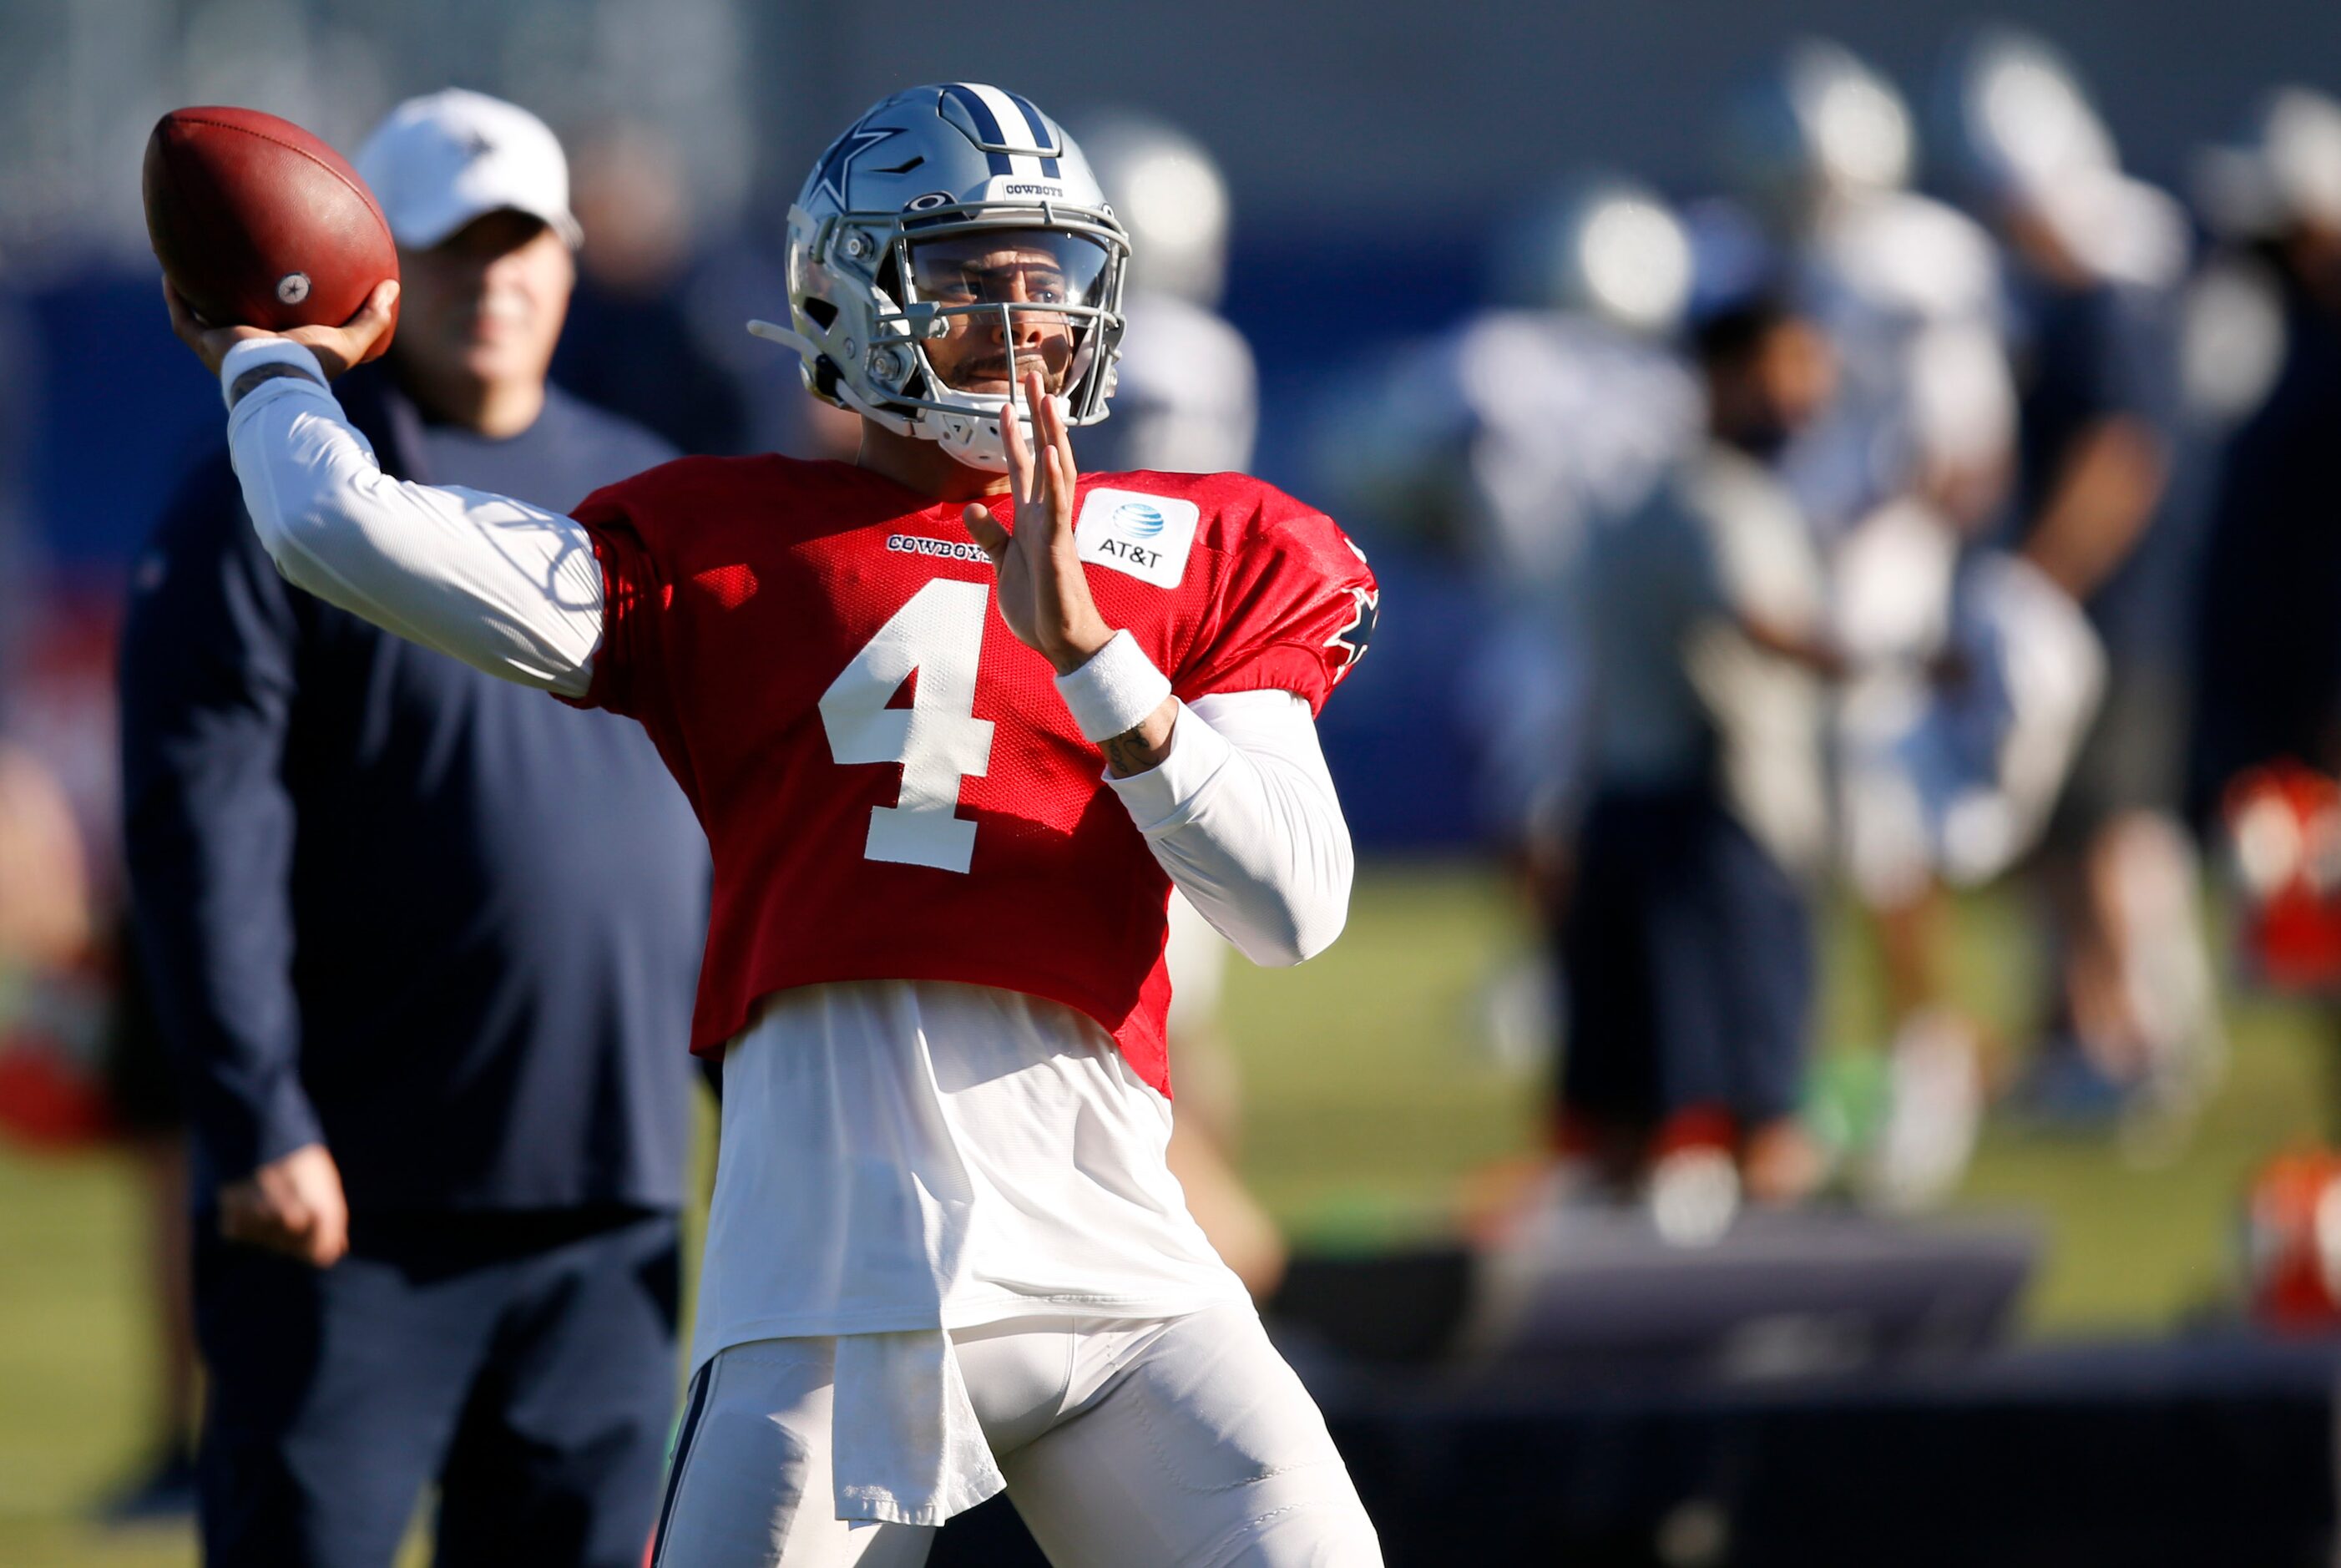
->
xmin=819 ymin=578 xmax=996 ymax=873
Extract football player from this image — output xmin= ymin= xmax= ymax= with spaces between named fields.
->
xmin=166 ymin=83 xmax=1383 ymax=1566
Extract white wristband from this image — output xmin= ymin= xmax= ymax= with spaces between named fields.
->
xmin=1054 ymin=630 xmax=1173 ymax=742
xmin=219 ymin=339 xmax=328 ymax=411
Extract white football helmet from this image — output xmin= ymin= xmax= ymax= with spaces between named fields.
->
xmin=1934 ymin=25 xmax=2116 ymax=205
xmin=2195 ymin=87 xmax=2341 ymax=240
xmin=755 ymin=83 xmax=1130 ymax=472
xmin=1493 ymin=174 xmax=1694 ymax=337
xmin=1725 ymin=39 xmax=1915 ymax=225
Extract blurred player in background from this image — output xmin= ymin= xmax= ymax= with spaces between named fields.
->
xmin=1936 ymin=28 xmax=2221 ymax=1133
xmin=169 ymin=82 xmax=1383 ymax=1565
xmin=1073 ymin=111 xmax=1287 ymax=1297
xmin=1565 ymin=283 xmax=1842 ymax=1233
xmin=1312 ymin=178 xmax=1699 ymax=1160
xmin=1358 ymin=177 xmax=1699 ymax=860
xmin=126 ymin=91 xmax=709 ymax=1567
xmin=1727 ymin=40 xmax=2102 ymax=1209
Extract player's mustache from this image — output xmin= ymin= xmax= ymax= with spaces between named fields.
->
xmin=955 ymin=351 xmax=1063 ymax=381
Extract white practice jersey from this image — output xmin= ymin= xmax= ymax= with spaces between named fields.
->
xmin=1379 ymin=309 xmax=1700 ymax=839
xmin=1788 ymin=190 xmax=2016 ymax=537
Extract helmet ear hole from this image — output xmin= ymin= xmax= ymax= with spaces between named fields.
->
xmin=802 ymin=297 xmax=839 ymax=330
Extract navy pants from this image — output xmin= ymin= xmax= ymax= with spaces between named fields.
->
xmin=1560 ymin=787 xmax=1814 ymax=1130
xmin=195 ymin=1207 xmax=681 ymax=1568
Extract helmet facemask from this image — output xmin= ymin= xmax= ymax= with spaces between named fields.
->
xmin=885 ymin=221 xmax=1124 ymax=469
xmin=788 ymin=198 xmax=1128 ymax=473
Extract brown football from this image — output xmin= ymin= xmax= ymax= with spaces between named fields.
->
xmin=144 ymin=106 xmax=398 ymax=358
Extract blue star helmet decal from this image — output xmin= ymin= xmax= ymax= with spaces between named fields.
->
xmin=1327 ymin=586 xmax=1379 ymax=671
xmin=810 ymin=120 xmax=906 ymax=213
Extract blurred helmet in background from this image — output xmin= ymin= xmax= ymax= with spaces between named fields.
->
xmin=1724 ymin=38 xmax=1914 ymax=225
xmin=1076 ymin=111 xmax=1231 ymax=309
xmin=1492 ymin=174 xmax=1694 ymax=338
xmin=778 ymin=83 xmax=1130 ymax=473
xmin=1934 ymin=26 xmax=2185 ymax=291
xmin=1933 ymin=25 xmax=2116 ymax=205
xmin=2195 ymin=86 xmax=2341 ymax=240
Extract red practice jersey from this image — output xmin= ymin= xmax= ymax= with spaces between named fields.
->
xmin=566 ymin=458 xmax=1378 ymax=1095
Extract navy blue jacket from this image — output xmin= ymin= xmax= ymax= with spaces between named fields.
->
xmin=2191 ymin=282 xmax=2341 ymax=819
xmin=121 ymin=367 xmax=710 ymax=1214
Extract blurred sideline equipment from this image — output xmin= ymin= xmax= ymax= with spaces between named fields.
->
xmin=144 ymin=107 xmax=398 ymax=352
xmin=2226 ymin=761 xmax=2341 ymax=994
xmin=1276 ymin=1207 xmax=2035 ymax=1375
xmin=2246 ymin=1146 xmax=2341 ymax=1329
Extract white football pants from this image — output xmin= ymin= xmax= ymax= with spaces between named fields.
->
xmin=650 ymin=1304 xmax=1383 ymax=1567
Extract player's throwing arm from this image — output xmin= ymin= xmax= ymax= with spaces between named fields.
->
xmin=169 ymin=283 xmax=611 ymax=697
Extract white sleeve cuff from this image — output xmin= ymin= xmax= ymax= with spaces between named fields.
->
xmin=219 ymin=339 xmax=328 ymax=411
xmin=1103 ymin=701 xmax=1234 ymax=830
xmin=1053 ymin=630 xmax=1173 ymax=742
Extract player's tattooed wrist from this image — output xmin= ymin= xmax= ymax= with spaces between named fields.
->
xmin=1100 ymin=726 xmax=1160 ymax=778
xmin=230 ymin=362 xmax=325 ymax=407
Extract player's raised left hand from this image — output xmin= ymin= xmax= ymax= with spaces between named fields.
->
xmin=963 ymin=369 xmax=1114 ymax=676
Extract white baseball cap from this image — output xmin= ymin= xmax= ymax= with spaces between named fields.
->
xmin=354 ymin=89 xmax=584 ymax=250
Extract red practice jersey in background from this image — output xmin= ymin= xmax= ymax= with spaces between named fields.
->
xmin=566 ymin=457 xmax=1378 ymax=1095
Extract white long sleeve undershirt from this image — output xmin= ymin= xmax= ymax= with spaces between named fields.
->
xmin=220 ymin=346 xmax=1353 ymax=968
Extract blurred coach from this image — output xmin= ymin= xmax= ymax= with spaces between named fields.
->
xmin=121 ymin=90 xmax=708 ymax=1568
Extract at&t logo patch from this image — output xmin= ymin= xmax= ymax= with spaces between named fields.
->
xmin=1074 ymin=488 xmax=1199 ymax=588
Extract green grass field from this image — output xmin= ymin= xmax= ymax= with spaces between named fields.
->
xmin=2 ymin=859 xmax=2329 ymax=1565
